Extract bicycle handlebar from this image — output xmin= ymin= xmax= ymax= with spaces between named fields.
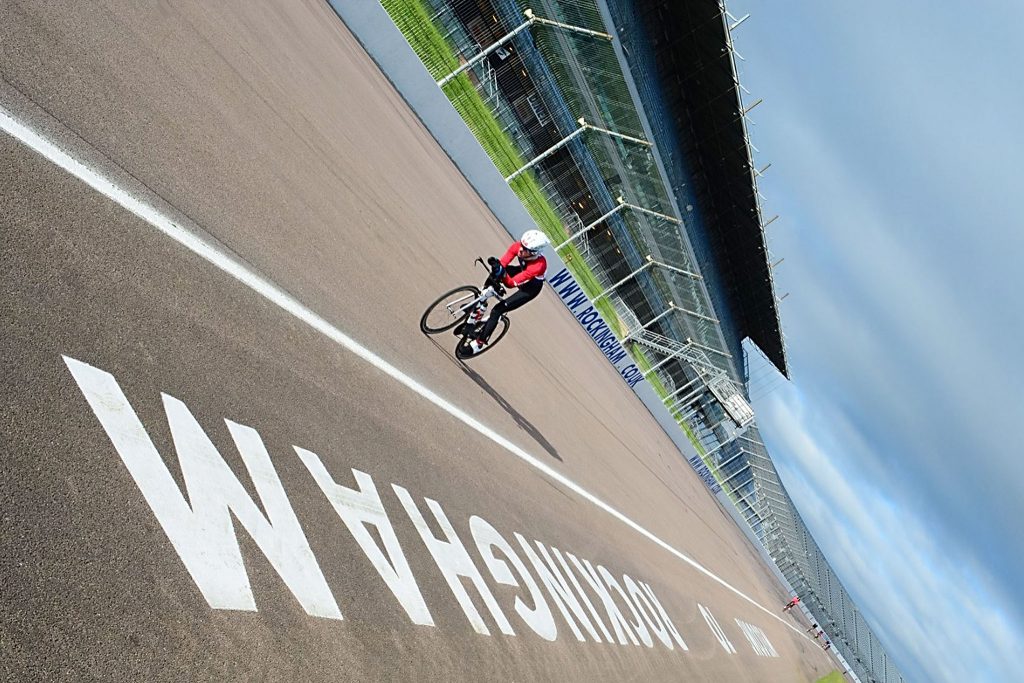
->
xmin=473 ymin=256 xmax=506 ymax=296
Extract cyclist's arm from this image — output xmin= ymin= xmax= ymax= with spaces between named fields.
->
xmin=498 ymin=241 xmax=521 ymax=268
xmin=504 ymin=257 xmax=547 ymax=287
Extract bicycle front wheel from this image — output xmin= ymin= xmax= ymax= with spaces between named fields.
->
xmin=455 ymin=315 xmax=510 ymax=359
xmin=420 ymin=285 xmax=480 ymax=334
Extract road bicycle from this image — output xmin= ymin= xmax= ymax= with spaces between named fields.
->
xmin=420 ymin=258 xmax=511 ymax=360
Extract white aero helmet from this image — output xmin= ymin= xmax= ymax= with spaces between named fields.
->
xmin=520 ymin=229 xmax=550 ymax=255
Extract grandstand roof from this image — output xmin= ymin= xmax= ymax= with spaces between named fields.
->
xmin=634 ymin=0 xmax=789 ymax=377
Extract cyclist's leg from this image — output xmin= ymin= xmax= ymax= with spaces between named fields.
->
xmin=477 ymin=279 xmax=542 ymax=341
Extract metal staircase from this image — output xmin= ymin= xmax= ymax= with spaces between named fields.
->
xmin=628 ymin=329 xmax=754 ymax=428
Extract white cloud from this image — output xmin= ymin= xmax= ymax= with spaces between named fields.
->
xmin=758 ymin=388 xmax=1022 ymax=682
xmin=723 ymin=2 xmax=1024 ymax=678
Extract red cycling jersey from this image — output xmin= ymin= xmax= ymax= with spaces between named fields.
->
xmin=498 ymin=241 xmax=547 ymax=287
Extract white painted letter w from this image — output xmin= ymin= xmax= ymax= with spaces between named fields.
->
xmin=63 ymin=356 xmax=341 ymax=620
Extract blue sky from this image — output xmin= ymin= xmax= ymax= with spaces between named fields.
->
xmin=729 ymin=0 xmax=1024 ymax=680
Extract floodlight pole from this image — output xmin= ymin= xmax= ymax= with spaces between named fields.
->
xmin=592 ymin=256 xmax=701 ymax=304
xmin=743 ymin=512 xmax=765 ymax=534
xmin=661 ymin=375 xmax=703 ymax=404
xmin=731 ymin=484 xmax=762 ymax=510
xmin=702 ymin=434 xmax=740 ymax=459
xmin=506 ymin=118 xmax=651 ymax=183
xmin=641 ymin=352 xmax=679 ymax=378
xmin=667 ymin=384 xmax=707 ymax=411
xmin=718 ymin=463 xmax=756 ymax=486
xmin=739 ymin=433 xmax=766 ymax=448
xmin=730 ymin=476 xmax=757 ymax=493
xmin=505 ymin=120 xmax=588 ymax=182
xmin=710 ymin=447 xmax=749 ymax=473
xmin=554 ymin=198 xmax=626 ymax=250
xmin=668 ymin=404 xmax=695 ymax=425
xmin=679 ymin=399 xmax=709 ymax=420
xmin=655 ymin=264 xmax=704 ymax=282
xmin=619 ymin=201 xmax=681 ymax=225
xmin=585 ymin=123 xmax=651 ymax=147
xmin=591 ymin=256 xmax=655 ymax=303
xmin=678 ymin=306 xmax=719 ymax=323
xmin=556 ymin=195 xmax=686 ymax=252
xmin=530 ymin=14 xmax=612 ymax=40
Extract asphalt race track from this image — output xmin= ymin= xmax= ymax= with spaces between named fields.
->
xmin=1 ymin=1 xmax=835 ymax=680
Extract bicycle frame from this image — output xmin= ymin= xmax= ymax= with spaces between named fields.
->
xmin=418 ymin=259 xmax=513 ymax=358
xmin=466 ymin=286 xmax=503 ymax=313
xmin=452 ymin=259 xmax=508 ymax=319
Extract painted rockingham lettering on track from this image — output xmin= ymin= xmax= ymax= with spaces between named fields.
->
xmin=1 ymin=108 xmax=800 ymax=640
xmin=64 ymin=355 xmax=777 ymax=658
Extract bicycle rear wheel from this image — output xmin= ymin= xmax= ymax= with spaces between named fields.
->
xmin=420 ymin=285 xmax=480 ymax=334
xmin=455 ymin=316 xmax=510 ymax=359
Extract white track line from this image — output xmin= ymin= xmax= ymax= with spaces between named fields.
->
xmin=1 ymin=106 xmax=808 ymax=637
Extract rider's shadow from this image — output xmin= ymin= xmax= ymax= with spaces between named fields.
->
xmin=457 ymin=363 xmax=563 ymax=462
xmin=422 ymin=336 xmax=562 ymax=461
xmin=424 ymin=337 xmax=562 ymax=461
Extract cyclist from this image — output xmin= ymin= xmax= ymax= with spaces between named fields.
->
xmin=465 ymin=229 xmax=550 ymax=355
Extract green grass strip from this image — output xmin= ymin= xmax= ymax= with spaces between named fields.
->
xmin=814 ymin=672 xmax=845 ymax=683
